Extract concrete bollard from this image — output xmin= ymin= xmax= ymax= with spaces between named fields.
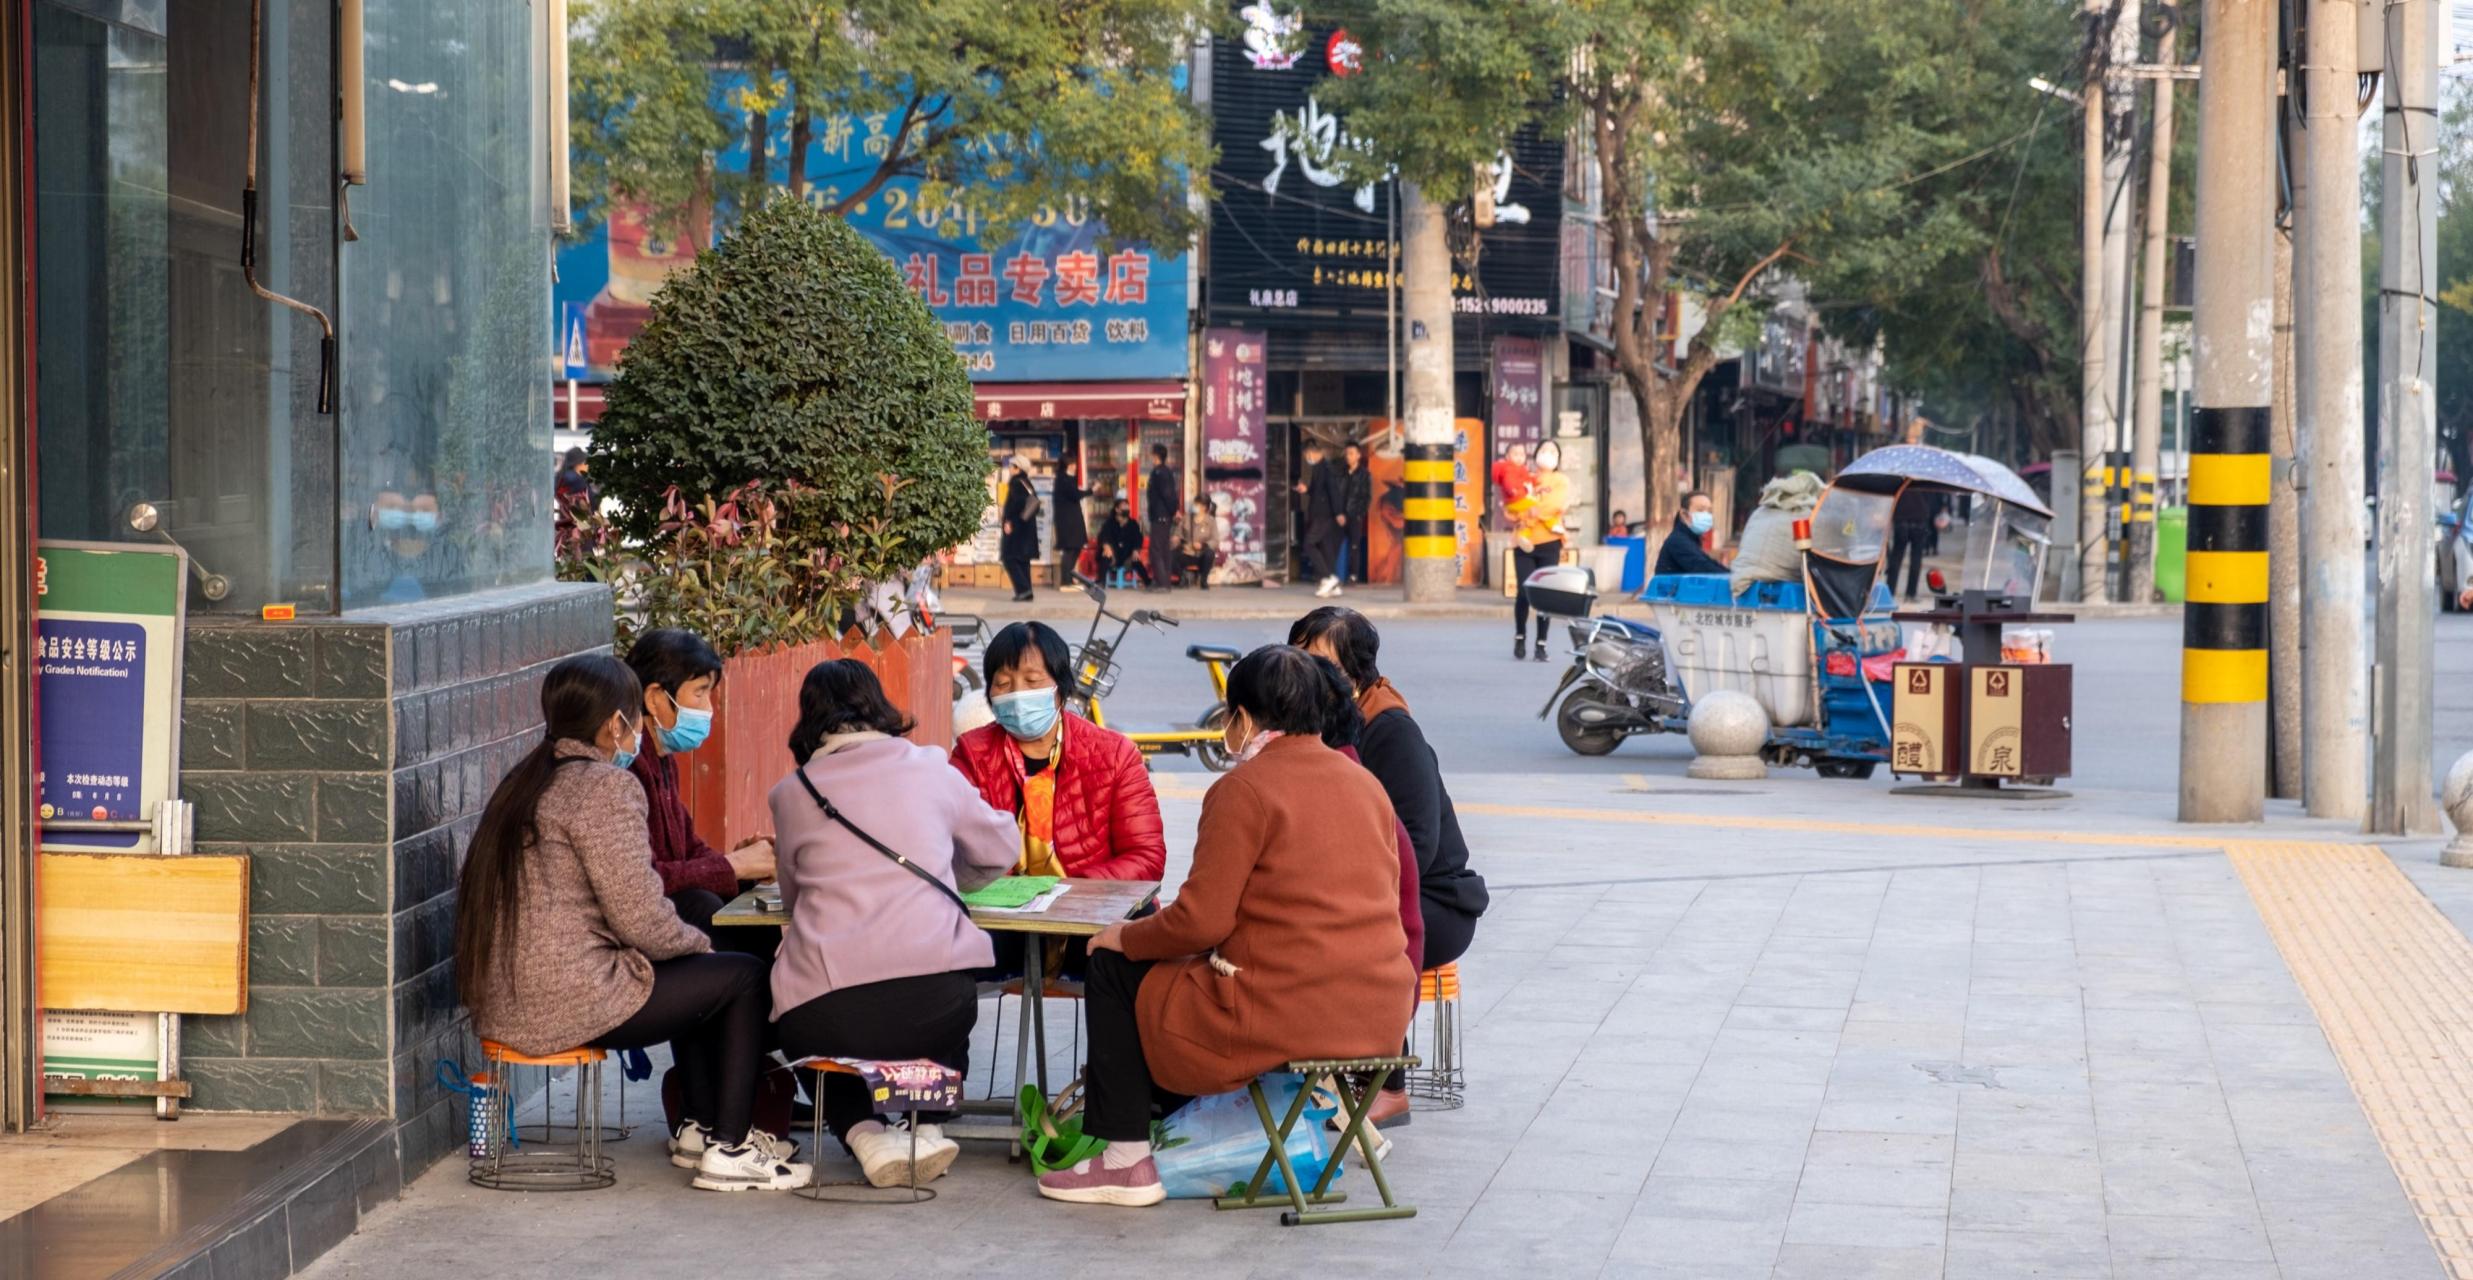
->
xmin=1686 ymin=690 xmax=1769 ymax=781
xmin=2443 ymin=749 xmax=2473 ymax=868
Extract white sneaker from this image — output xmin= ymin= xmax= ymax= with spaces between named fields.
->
xmin=691 ymin=1139 xmax=812 ymax=1191
xmin=909 ymin=1122 xmax=962 ymax=1183
xmin=1316 ymin=576 xmax=1339 ymax=598
xmin=668 ymin=1119 xmax=712 ymax=1169
xmin=846 ymin=1123 xmax=919 ymax=1189
xmin=744 ymin=1127 xmax=801 ymax=1163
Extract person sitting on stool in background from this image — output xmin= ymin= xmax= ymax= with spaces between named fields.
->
xmin=1175 ymin=498 xmax=1219 ymax=590
xmin=1096 ymin=499 xmax=1151 ymax=588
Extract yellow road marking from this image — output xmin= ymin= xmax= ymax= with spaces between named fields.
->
xmin=2226 ymin=842 xmax=2473 ymax=1278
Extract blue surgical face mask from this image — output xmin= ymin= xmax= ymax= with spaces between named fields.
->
xmin=376 ymin=507 xmax=412 ymax=532
xmin=658 ymin=703 xmax=713 ymax=753
xmin=612 ymin=741 xmax=638 ymax=770
xmin=407 ymin=509 xmax=441 ymax=536
xmin=1686 ymin=511 xmax=1715 ymax=536
xmin=992 ymin=688 xmax=1061 ymax=742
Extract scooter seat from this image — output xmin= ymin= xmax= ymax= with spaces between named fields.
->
xmin=1186 ymin=643 xmax=1242 ymax=663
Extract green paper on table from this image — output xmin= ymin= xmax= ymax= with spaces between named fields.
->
xmin=961 ymin=875 xmax=1062 ymax=909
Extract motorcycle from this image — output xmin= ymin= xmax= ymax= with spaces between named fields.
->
xmin=1539 ymin=615 xmax=1688 ymax=756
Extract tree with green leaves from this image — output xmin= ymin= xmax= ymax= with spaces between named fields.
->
xmin=568 ymin=0 xmax=1215 ymax=248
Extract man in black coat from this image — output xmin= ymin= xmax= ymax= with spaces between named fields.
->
xmin=1144 ymin=444 xmax=1179 ymax=592
xmin=1297 ymin=439 xmax=1344 ymax=596
xmin=1341 ymin=441 xmax=1374 ymax=583
xmin=1654 ymin=489 xmax=1730 ymax=577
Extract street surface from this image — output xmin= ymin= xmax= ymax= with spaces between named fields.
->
xmin=305 ymin=607 xmax=2473 ymax=1279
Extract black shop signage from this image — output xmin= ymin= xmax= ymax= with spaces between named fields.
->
xmin=1206 ymin=18 xmax=1563 ymax=333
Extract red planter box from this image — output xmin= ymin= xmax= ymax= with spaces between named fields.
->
xmin=674 ymin=628 xmax=955 ymax=851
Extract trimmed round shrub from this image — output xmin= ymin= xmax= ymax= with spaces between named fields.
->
xmin=587 ymin=196 xmax=987 ymax=573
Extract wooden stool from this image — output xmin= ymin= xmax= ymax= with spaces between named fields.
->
xmin=1404 ymin=963 xmax=1465 ymax=1110
xmin=1213 ymin=1057 xmax=1419 ymax=1225
xmin=471 ymin=1041 xmax=614 ymax=1192
xmin=793 ymin=1058 xmax=948 ymax=1205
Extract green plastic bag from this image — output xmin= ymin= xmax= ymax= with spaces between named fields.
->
xmin=1019 ymin=1083 xmax=1104 ymax=1174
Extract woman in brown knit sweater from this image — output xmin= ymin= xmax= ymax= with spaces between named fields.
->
xmin=454 ymin=654 xmax=809 ymax=1193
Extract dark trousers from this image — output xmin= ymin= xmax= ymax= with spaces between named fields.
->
xmin=1178 ymin=550 xmax=1211 ymax=588
xmin=1888 ymin=525 xmax=1931 ymax=599
xmin=1058 ymin=540 xmax=1086 ymax=587
xmin=590 ymin=952 xmax=769 ymax=1145
xmin=1148 ymin=518 xmax=1175 ymax=587
xmin=774 ymin=970 xmax=977 ymax=1145
xmin=670 ymin=888 xmax=778 ymax=961
xmin=1101 ymin=547 xmax=1151 ymax=586
xmin=1513 ymin=540 xmax=1565 ymax=641
xmin=1002 ymin=556 xmax=1033 ymax=597
xmin=1081 ymin=949 xmax=1193 ymax=1143
xmin=1304 ymin=522 xmax=1341 ymax=582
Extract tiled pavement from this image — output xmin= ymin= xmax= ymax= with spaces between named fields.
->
xmin=303 ymin=775 xmax=2454 ymax=1279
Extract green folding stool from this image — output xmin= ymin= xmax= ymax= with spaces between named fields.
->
xmin=1212 ymin=1056 xmax=1418 ymax=1225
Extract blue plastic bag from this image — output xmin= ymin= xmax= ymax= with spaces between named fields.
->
xmin=1152 ymin=1073 xmax=1347 ymax=1200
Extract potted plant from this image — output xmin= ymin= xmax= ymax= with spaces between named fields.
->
xmin=563 ymin=197 xmax=989 ymax=847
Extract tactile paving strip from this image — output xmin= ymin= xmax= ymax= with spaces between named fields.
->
xmin=2227 ymin=842 xmax=2473 ymax=1279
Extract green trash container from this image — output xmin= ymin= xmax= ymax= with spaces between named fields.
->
xmin=2154 ymin=506 xmax=2188 ymax=603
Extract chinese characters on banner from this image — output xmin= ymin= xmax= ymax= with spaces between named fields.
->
xmin=1201 ymin=328 xmax=1269 ymax=584
xmin=554 ymin=73 xmax=1191 ymax=384
xmin=1491 ymin=335 xmax=1545 ymax=450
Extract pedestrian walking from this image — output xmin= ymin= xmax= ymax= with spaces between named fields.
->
xmin=1144 ymin=445 xmax=1179 ymax=593
xmin=1887 ymin=487 xmax=1943 ymax=601
xmin=1510 ymin=441 xmax=1570 ymax=659
xmin=1340 ymin=441 xmax=1373 ymax=584
xmin=1297 ymin=438 xmax=1344 ymax=597
xmin=1053 ymin=462 xmax=1089 ymax=591
xmin=1000 ymin=456 xmax=1041 ymax=603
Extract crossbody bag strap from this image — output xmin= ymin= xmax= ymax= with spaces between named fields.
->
xmin=792 ymin=767 xmax=974 ymax=918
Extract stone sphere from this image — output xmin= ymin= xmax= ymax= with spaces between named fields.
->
xmin=1686 ymin=690 xmax=1770 ymax=759
xmin=2444 ymin=750 xmax=2473 ymax=868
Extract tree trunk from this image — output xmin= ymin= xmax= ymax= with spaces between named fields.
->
xmin=786 ymin=110 xmax=811 ymax=201
xmin=746 ymin=109 xmax=769 ymax=185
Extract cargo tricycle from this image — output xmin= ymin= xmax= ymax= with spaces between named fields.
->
xmin=1540 ymin=445 xmax=2055 ymax=775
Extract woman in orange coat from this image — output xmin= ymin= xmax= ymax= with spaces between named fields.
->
xmin=1036 ymin=646 xmax=1413 ymax=1207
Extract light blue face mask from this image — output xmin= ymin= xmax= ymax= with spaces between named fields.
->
xmin=992 ymin=688 xmax=1061 ymax=742
xmin=657 ymin=703 xmax=713 ymax=753
xmin=375 ymin=507 xmax=412 ymax=532
xmin=1686 ymin=511 xmax=1715 ymax=536
xmin=407 ymin=509 xmax=441 ymax=536
xmin=612 ymin=742 xmax=638 ymax=770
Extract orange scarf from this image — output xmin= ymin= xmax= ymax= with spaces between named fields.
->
xmin=1358 ymin=677 xmax=1411 ymax=722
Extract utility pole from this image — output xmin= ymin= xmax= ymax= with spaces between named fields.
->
xmin=2078 ymin=0 xmax=2113 ymax=603
xmin=2270 ymin=211 xmax=2303 ymax=800
xmin=2098 ymin=0 xmax=2143 ymax=601
xmin=2180 ymin=0 xmax=2275 ymax=824
xmin=2129 ymin=68 xmax=2175 ymax=603
xmin=2296 ymin=0 xmax=2367 ymax=821
xmin=1399 ymin=182 xmax=1458 ymax=604
xmin=2371 ymin=0 xmax=2440 ymax=834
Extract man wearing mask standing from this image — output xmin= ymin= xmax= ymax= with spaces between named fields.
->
xmin=1655 ymin=490 xmax=1730 ymax=577
xmin=1144 ymin=445 xmax=1179 ymax=594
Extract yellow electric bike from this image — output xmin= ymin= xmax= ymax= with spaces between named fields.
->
xmin=1067 ymin=576 xmax=1237 ymax=771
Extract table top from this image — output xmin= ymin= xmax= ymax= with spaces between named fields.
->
xmin=712 ymin=878 xmax=1160 ymax=938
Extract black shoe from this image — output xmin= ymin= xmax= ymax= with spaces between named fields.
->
xmin=1012 ymin=592 xmax=1034 ymax=602
xmin=1533 ymin=641 xmax=1549 ymax=662
xmin=1514 ymin=636 xmax=1527 ymax=660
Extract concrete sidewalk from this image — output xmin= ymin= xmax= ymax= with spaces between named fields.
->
xmin=939 ymin=578 xmax=1517 ymax=622
xmin=304 ymin=770 xmax=2464 ymax=1279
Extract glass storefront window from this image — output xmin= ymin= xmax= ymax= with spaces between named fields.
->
xmin=338 ymin=0 xmax=550 ymax=608
xmin=31 ymin=0 xmax=338 ymax=613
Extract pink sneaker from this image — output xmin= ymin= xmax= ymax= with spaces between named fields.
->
xmin=1036 ymin=1153 xmax=1166 ymax=1206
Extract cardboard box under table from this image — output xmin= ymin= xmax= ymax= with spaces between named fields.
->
xmin=715 ymin=877 xmax=1160 ymax=1152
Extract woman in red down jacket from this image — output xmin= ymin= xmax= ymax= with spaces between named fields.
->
xmin=949 ymin=621 xmax=1166 ymax=883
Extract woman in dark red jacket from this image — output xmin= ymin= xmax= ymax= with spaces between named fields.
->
xmin=624 ymin=629 xmax=774 ymax=956
xmin=948 ymin=622 xmax=1166 ymax=884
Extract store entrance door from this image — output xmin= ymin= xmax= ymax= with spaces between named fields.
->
xmin=1 ymin=0 xmax=42 ymax=1134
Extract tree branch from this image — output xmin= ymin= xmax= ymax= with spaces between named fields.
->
xmin=827 ymin=90 xmax=930 ymax=216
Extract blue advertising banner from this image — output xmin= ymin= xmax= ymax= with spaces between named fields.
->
xmin=556 ymin=77 xmax=1190 ymax=386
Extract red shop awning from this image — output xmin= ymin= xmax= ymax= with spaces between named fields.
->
xmin=974 ymin=381 xmax=1186 ymax=423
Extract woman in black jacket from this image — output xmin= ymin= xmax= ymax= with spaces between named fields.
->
xmin=1289 ymin=606 xmax=1487 ymax=1129
xmin=1000 ymin=457 xmax=1042 ymax=602
xmin=1096 ymin=499 xmax=1152 ymax=587
xmin=1053 ymin=463 xmax=1090 ymax=588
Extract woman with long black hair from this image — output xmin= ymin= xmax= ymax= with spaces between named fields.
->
xmin=455 ymin=654 xmax=809 ymax=1193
